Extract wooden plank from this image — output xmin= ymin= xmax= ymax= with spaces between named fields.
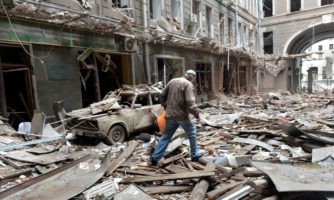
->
xmin=106 ymin=140 xmax=138 ymax=176
xmin=116 ymin=168 xmax=163 ymax=176
xmin=189 ymin=180 xmax=209 ymax=200
xmin=190 ymin=162 xmax=206 ymax=170
xmin=164 ymin=164 xmax=192 ymax=174
xmin=160 ymin=151 xmax=188 ymax=167
xmin=125 ymin=171 xmax=215 ymax=183
xmin=141 ymin=185 xmax=193 ymax=194
xmin=189 ymin=162 xmax=215 ymax=200
xmin=182 ymin=158 xmax=194 ymax=171
xmin=207 ymin=179 xmax=249 ymax=200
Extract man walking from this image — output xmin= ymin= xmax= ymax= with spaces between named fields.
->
xmin=150 ymin=69 xmax=201 ymax=165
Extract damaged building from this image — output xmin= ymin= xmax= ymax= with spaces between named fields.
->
xmin=2 ymin=1 xmax=334 ymax=199
xmin=260 ymin=0 xmax=334 ymax=92
xmin=0 ymin=0 xmax=263 ymax=126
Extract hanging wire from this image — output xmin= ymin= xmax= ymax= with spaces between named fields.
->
xmin=0 ymin=0 xmax=45 ymax=63
xmin=0 ymin=0 xmax=84 ymax=64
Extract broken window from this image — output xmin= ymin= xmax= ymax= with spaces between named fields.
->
xmin=171 ymin=0 xmax=181 ymax=24
xmin=151 ymin=93 xmax=161 ymax=105
xmin=322 ymin=67 xmax=327 ymax=79
xmin=263 ymin=31 xmax=273 ymax=54
xmin=223 ymin=64 xmax=234 ymax=94
xmin=134 ymin=94 xmax=150 ymax=107
xmin=206 ymin=6 xmax=212 ymax=38
xmin=157 ymin=57 xmax=183 ymax=85
xmin=219 ymin=13 xmax=224 ymax=44
xmin=239 ymin=65 xmax=247 ymax=94
xmin=228 ymin=17 xmax=233 ymax=45
xmin=112 ymin=0 xmax=129 ymax=8
xmin=329 ymin=44 xmax=333 ymax=50
xmin=309 ymin=67 xmax=318 ymax=81
xmin=318 ymin=45 xmax=323 ymax=51
xmin=290 ymin=0 xmax=301 ymax=12
xmin=196 ymin=63 xmax=212 ymax=94
xmin=149 ymin=0 xmax=162 ymax=18
xmin=263 ymin=0 xmax=273 ymax=17
xmin=238 ymin=23 xmax=242 ymax=46
xmin=321 ymin=0 xmax=334 ymax=6
xmin=186 ymin=0 xmax=199 ymax=34
xmin=187 ymin=0 xmax=200 ymax=34
xmin=192 ymin=0 xmax=200 ymax=20
xmin=249 ymin=29 xmax=254 ymax=49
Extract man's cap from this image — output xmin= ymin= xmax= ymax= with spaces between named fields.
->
xmin=185 ymin=69 xmax=196 ymax=77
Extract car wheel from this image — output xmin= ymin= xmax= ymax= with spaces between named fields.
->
xmin=108 ymin=125 xmax=126 ymax=144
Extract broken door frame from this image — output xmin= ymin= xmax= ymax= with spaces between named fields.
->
xmin=0 ymin=43 xmax=35 ymax=124
xmin=236 ymin=59 xmax=253 ymax=95
xmin=195 ymin=61 xmax=213 ymax=94
xmin=79 ymin=49 xmax=132 ymax=106
xmin=3 ymin=66 xmax=35 ymax=119
xmin=153 ymin=54 xmax=185 ymax=85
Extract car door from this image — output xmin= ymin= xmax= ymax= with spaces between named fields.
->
xmin=133 ymin=93 xmax=154 ymax=130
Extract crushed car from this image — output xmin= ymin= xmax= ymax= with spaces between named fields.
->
xmin=56 ymin=84 xmax=163 ymax=144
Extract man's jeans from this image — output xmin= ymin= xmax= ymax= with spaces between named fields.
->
xmin=151 ymin=118 xmax=199 ymax=162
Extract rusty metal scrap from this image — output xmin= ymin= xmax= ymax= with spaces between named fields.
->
xmin=251 ymin=161 xmax=334 ymax=192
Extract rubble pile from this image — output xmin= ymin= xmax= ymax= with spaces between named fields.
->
xmin=0 ymin=91 xmax=334 ymax=199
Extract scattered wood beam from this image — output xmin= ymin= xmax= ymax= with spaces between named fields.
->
xmin=160 ymin=151 xmax=188 ymax=167
xmin=189 ymin=162 xmax=215 ymax=200
xmin=106 ymin=140 xmax=138 ymax=176
xmin=164 ymin=164 xmax=192 ymax=174
xmin=116 ymin=168 xmax=163 ymax=176
xmin=125 ymin=171 xmax=215 ymax=183
xmin=206 ymin=179 xmax=249 ymax=200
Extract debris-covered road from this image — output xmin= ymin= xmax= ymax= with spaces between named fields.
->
xmin=1 ymin=90 xmax=334 ymax=200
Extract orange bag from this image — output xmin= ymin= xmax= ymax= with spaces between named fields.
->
xmin=157 ymin=111 xmax=166 ymax=133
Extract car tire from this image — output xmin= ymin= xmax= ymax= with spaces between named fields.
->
xmin=108 ymin=125 xmax=126 ymax=145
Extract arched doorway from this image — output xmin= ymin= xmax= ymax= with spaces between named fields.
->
xmin=284 ymin=22 xmax=334 ymax=92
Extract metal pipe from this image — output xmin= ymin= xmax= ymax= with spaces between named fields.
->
xmin=235 ymin=1 xmax=239 ymax=47
xmin=142 ymin=0 xmax=151 ymax=84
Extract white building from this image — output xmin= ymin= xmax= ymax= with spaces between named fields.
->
xmin=301 ymin=38 xmax=334 ymax=91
